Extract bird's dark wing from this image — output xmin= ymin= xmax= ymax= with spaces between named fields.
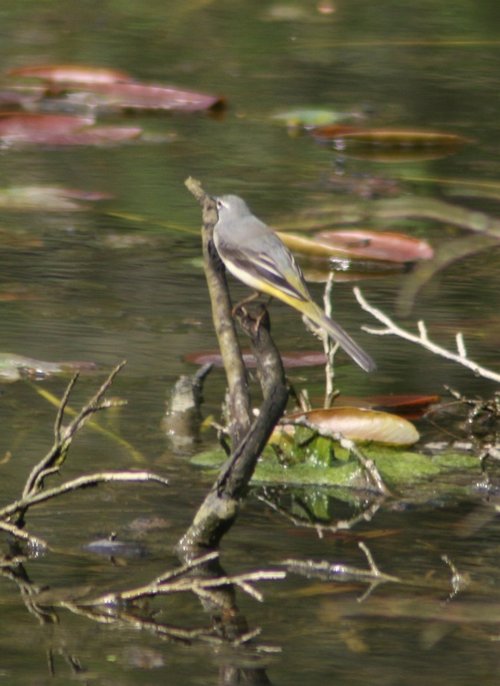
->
xmin=217 ymin=240 xmax=309 ymax=303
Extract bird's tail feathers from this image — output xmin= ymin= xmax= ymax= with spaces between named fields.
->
xmin=306 ymin=306 xmax=376 ymax=373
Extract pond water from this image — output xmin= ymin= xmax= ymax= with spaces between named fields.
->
xmin=1 ymin=1 xmax=500 ymax=684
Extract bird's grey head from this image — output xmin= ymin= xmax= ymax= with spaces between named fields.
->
xmin=215 ymin=194 xmax=251 ymax=220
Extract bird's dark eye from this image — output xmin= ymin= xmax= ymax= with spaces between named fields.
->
xmin=216 ymin=199 xmax=224 ymax=210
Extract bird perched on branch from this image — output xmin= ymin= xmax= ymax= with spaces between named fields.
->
xmin=212 ymin=194 xmax=376 ymax=372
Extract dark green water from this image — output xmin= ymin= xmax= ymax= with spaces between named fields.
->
xmin=0 ymin=1 xmax=500 ymax=683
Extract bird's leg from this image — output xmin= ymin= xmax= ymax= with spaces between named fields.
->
xmin=233 ymin=293 xmax=273 ymax=334
xmin=253 ymin=304 xmax=271 ymax=334
xmin=253 ymin=295 xmax=275 ymax=332
xmin=231 ymin=290 xmax=261 ymax=318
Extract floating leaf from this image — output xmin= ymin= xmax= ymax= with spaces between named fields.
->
xmin=2 ymin=124 xmax=143 ymax=147
xmin=0 ymin=353 xmax=97 ymax=383
xmin=185 ymin=349 xmax=328 ymax=368
xmin=7 ymin=64 xmax=132 ymax=85
xmin=276 ymin=232 xmax=412 ymax=282
xmin=0 ymin=113 xmax=137 ymax=147
xmin=367 ymin=394 xmax=440 ymax=419
xmin=6 ymin=65 xmax=225 ymax=113
xmin=334 ymin=148 xmax=463 ymax=163
xmin=277 ymin=231 xmax=358 ymax=259
xmin=312 ymin=127 xmax=470 ymax=162
xmin=272 ymin=108 xmax=355 ymax=129
xmin=314 ymin=229 xmax=434 ymax=262
xmin=0 ymin=112 xmax=94 ymax=137
xmin=286 ymin=407 xmax=420 ymax=446
xmin=0 ymin=186 xmax=112 ymax=211
xmin=338 ymin=394 xmax=441 ymax=420
xmin=40 ymin=125 xmax=143 ymax=145
xmin=70 ymin=82 xmax=225 ymax=112
xmin=312 ymin=126 xmax=470 ymax=147
xmin=278 ymin=229 xmax=432 ymax=263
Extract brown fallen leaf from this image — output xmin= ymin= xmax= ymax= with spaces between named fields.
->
xmin=285 ymin=406 xmax=420 ymax=446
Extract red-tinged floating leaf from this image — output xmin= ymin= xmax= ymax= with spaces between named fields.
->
xmin=286 ymin=407 xmax=420 ymax=446
xmin=312 ymin=126 xmax=471 ymax=148
xmin=3 ymin=125 xmax=143 ymax=147
xmin=76 ymin=82 xmax=225 ymax=112
xmin=312 ymin=126 xmax=470 ymax=162
xmin=278 ymin=230 xmax=431 ymax=264
xmin=314 ymin=229 xmax=434 ymax=262
xmin=184 ymin=349 xmax=328 ymax=369
xmin=311 ymin=124 xmax=359 ymax=139
xmin=336 ymin=394 xmax=441 ymax=420
xmin=334 ymin=147 xmax=462 ymax=164
xmin=0 ymin=112 xmax=93 ymax=137
xmin=364 ymin=394 xmax=440 ymax=412
xmin=369 ymin=394 xmax=440 ymax=420
xmin=7 ymin=64 xmax=132 ymax=85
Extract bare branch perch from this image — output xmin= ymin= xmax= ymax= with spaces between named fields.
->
xmin=180 ymin=179 xmax=289 ymax=552
xmin=185 ymin=177 xmax=252 ymax=447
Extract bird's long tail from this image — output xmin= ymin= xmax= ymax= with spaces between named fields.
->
xmin=305 ymin=304 xmax=376 ymax=373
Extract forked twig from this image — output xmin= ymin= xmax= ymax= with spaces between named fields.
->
xmin=354 ymin=287 xmax=500 ymax=383
xmin=0 ymin=472 xmax=169 ymax=521
xmin=22 ymin=361 xmax=128 ymax=499
xmin=0 ymin=361 xmax=169 ymax=543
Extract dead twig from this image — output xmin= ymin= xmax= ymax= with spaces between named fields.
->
xmin=354 ymin=287 xmax=500 ymax=384
xmin=78 ymin=551 xmax=285 ymax=606
xmin=282 ymin=541 xmax=400 ymax=602
xmin=0 ymin=361 xmax=169 ymax=544
xmin=0 ymin=472 xmax=169 ymax=521
xmin=22 ymin=361 xmax=128 ymax=500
